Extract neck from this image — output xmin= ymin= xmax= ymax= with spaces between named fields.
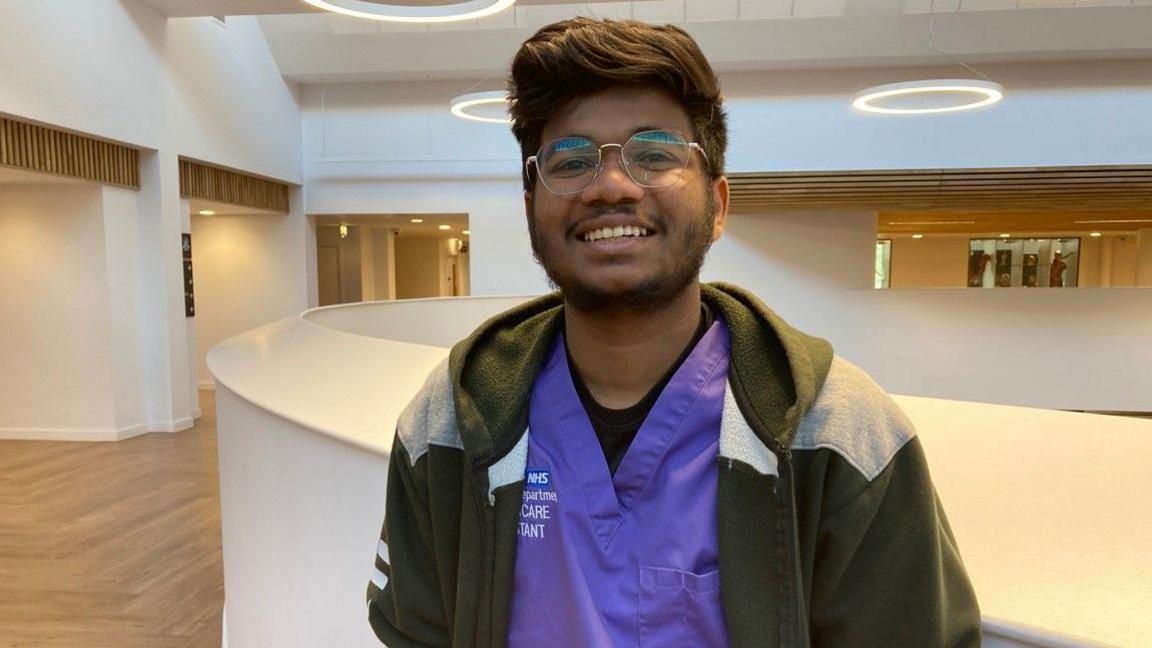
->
xmin=564 ymin=283 xmax=702 ymax=409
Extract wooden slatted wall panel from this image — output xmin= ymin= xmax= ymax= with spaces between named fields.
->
xmin=178 ymin=159 xmax=290 ymax=213
xmin=0 ymin=116 xmax=139 ymax=188
xmin=729 ymin=166 xmax=1152 ymax=211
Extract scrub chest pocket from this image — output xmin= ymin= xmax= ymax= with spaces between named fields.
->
xmin=639 ymin=566 xmax=726 ymax=647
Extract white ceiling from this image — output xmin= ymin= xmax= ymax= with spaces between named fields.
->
xmin=139 ymin=0 xmax=1152 ymax=82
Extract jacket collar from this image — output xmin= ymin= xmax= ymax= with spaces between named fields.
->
xmin=449 ymin=283 xmax=833 ymax=469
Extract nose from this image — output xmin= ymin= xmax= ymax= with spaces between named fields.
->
xmin=580 ymin=145 xmax=645 ymax=205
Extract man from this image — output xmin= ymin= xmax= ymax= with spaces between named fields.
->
xmin=368 ymin=17 xmax=980 ymax=648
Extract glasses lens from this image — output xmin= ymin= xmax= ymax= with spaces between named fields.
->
xmin=623 ymin=130 xmax=691 ymax=188
xmin=538 ymin=136 xmax=599 ymax=193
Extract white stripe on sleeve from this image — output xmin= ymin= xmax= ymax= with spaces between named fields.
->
xmin=371 ymin=567 xmax=388 ymax=590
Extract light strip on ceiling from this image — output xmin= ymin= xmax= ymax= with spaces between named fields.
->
xmin=886 ymin=220 xmax=977 ymax=225
xmin=450 ymin=91 xmax=512 ymax=124
xmin=1073 ymin=219 xmax=1152 ymax=224
xmin=853 ymin=80 xmax=1003 ymax=115
xmin=301 ymin=0 xmax=516 ymax=23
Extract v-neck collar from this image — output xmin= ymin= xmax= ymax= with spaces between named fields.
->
xmin=538 ymin=319 xmax=729 ymax=550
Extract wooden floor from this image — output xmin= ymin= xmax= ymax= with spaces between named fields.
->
xmin=0 ymin=391 xmax=223 ymax=648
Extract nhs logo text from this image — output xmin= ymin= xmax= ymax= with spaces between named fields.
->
xmin=525 ymin=468 xmax=551 ymax=490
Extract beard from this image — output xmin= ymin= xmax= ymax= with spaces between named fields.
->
xmin=527 ymin=190 xmax=717 ymax=313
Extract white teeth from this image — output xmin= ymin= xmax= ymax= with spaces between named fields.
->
xmin=583 ymin=225 xmax=650 ymax=242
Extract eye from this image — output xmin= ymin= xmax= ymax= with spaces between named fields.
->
xmin=635 ymin=150 xmax=675 ymax=163
xmin=630 ymin=148 xmax=681 ymax=170
xmin=549 ymin=155 xmax=598 ymax=175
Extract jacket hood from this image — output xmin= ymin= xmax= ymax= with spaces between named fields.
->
xmin=447 ymin=283 xmax=833 ymax=468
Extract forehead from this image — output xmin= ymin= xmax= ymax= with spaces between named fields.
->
xmin=540 ymin=85 xmax=693 ymax=143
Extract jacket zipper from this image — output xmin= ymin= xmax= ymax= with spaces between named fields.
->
xmin=782 ymin=451 xmax=807 ymax=648
xmin=469 ymin=465 xmax=491 ymax=648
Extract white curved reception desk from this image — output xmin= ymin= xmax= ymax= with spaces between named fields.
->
xmin=208 ymin=297 xmax=1151 ymax=648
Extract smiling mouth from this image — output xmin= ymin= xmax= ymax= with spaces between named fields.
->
xmin=581 ymin=225 xmax=651 ymax=242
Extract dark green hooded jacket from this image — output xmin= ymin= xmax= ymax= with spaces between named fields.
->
xmin=368 ymin=283 xmax=981 ymax=647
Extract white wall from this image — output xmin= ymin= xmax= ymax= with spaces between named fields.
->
xmin=299 ymin=60 xmax=1152 ymax=411
xmin=0 ymin=1 xmax=302 ymax=183
xmin=300 ymin=60 xmax=1152 ymax=292
xmin=191 ymin=212 xmax=315 ymax=388
xmin=703 ymin=211 xmax=1152 ymax=411
xmin=844 ymin=288 xmax=1152 ymax=412
xmin=722 ymin=61 xmax=1152 ymax=172
xmin=0 ymin=185 xmax=145 ymax=440
xmin=0 ymin=0 xmax=308 ymax=436
xmin=702 ymin=209 xmax=876 ymax=332
xmin=102 ymin=186 xmax=147 ymax=432
xmin=300 ymin=81 xmax=545 ymax=296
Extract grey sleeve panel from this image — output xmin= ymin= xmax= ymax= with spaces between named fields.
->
xmin=792 ymin=355 xmax=916 ymax=482
xmin=719 ymin=383 xmax=779 ymax=477
xmin=395 ymin=358 xmax=464 ymax=466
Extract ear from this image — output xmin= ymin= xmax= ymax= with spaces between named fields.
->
xmin=523 ymin=190 xmax=534 ymax=221
xmin=710 ymin=176 xmax=730 ymax=242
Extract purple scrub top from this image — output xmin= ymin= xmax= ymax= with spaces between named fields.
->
xmin=507 ymin=319 xmax=731 ymax=647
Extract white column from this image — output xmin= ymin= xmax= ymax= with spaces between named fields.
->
xmin=359 ymin=226 xmax=377 ymax=301
xmin=101 ymin=185 xmax=148 ymax=436
xmin=1136 ymin=228 xmax=1152 ymax=287
xmin=1099 ymin=235 xmax=1114 ymax=288
xmin=371 ymin=227 xmax=397 ymax=300
xmin=135 ymin=149 xmax=196 ymax=432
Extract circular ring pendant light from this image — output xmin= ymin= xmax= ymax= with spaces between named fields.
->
xmin=450 ymin=91 xmax=512 ymax=124
xmin=301 ymin=0 xmax=517 ymax=23
xmin=853 ymin=79 xmax=1003 ymax=115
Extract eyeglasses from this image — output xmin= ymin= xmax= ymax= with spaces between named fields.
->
xmin=526 ymin=129 xmax=709 ymax=195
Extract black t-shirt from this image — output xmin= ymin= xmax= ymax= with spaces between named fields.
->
xmin=566 ymin=303 xmax=715 ymax=475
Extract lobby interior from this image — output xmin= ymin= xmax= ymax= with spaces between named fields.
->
xmin=1 ymin=1 xmax=1151 ymax=647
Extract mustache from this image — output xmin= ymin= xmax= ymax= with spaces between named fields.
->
xmin=564 ymin=204 xmax=662 ymax=238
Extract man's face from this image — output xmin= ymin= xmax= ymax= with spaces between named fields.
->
xmin=525 ymin=85 xmax=729 ymax=312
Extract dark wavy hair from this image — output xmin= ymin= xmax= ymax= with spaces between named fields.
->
xmin=508 ymin=17 xmax=728 ymax=193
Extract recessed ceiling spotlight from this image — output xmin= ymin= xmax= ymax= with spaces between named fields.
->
xmin=999 ymin=233 xmax=1011 ymax=238
xmin=410 ymin=218 xmax=424 ymax=224
xmin=198 ymin=210 xmax=216 ymax=216
xmin=912 ymin=234 xmax=925 ymax=239
xmin=1090 ymin=232 xmax=1103 ymax=237
xmin=450 ymin=91 xmax=512 ymax=124
xmin=300 ymin=0 xmax=516 ymax=23
xmin=438 ymin=225 xmax=452 ymax=231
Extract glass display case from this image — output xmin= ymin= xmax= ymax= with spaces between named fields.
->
xmin=968 ymin=237 xmax=1080 ymax=288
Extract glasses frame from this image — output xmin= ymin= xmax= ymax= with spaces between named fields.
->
xmin=525 ymin=129 xmax=710 ymax=195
